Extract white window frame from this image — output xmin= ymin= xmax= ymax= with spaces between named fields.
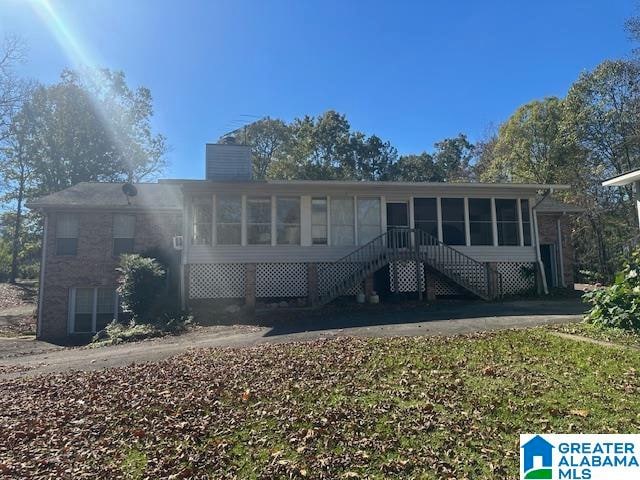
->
xmin=55 ymin=213 xmax=79 ymax=256
xmin=276 ymin=196 xmax=301 ymax=245
xmin=68 ymin=287 xmax=118 ymax=334
xmin=215 ymin=194 xmax=242 ymax=246
xmin=112 ymin=213 xmax=136 ymax=255
xmin=311 ymin=196 xmax=329 ymax=246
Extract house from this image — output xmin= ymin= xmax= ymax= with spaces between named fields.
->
xmin=602 ymin=168 xmax=640 ymax=230
xmin=28 ymin=144 xmax=580 ymax=341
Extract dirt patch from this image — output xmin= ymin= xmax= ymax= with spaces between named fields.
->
xmin=0 ymin=282 xmax=37 ymax=310
xmin=0 ymin=283 xmax=37 ymax=337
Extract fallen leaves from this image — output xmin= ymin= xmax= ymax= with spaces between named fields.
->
xmin=0 ymin=330 xmax=638 ymax=479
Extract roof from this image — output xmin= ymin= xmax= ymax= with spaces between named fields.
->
xmin=535 ymin=196 xmax=584 ymax=214
xmin=27 ymin=182 xmax=183 ymax=210
xmin=602 ymin=169 xmax=640 ymax=187
xmin=163 ymin=178 xmax=571 ymax=190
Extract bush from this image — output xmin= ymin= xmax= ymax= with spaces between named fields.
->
xmin=117 ymin=254 xmax=167 ymax=324
xmin=583 ymin=248 xmax=640 ymax=331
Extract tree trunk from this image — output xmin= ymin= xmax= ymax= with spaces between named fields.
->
xmin=9 ymin=174 xmax=24 ymax=284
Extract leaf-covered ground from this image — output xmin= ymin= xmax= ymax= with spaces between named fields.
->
xmin=0 ymin=329 xmax=638 ymax=479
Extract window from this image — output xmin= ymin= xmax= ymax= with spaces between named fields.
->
xmin=216 ymin=196 xmax=242 ymax=245
xmin=468 ymin=199 xmax=493 ymax=246
xmin=521 ymin=199 xmax=532 ymax=246
xmin=192 ymin=199 xmax=212 ymax=245
xmin=496 ymin=199 xmax=519 ymax=246
xmin=276 ymin=197 xmax=300 ymax=245
xmin=113 ymin=214 xmax=135 ymax=255
xmin=414 ymin=198 xmax=438 ymax=239
xmin=357 ymin=198 xmax=381 ymax=244
xmin=330 ymin=197 xmax=355 ymax=246
xmin=71 ymin=287 xmax=117 ymax=334
xmin=441 ymin=198 xmax=465 ymax=245
xmin=311 ymin=198 xmax=328 ymax=245
xmin=247 ymin=197 xmax=272 ymax=245
xmin=56 ymin=214 xmax=78 ymax=255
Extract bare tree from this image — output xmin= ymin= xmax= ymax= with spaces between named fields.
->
xmin=0 ymin=35 xmax=28 ymax=142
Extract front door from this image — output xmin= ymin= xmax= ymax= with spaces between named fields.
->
xmin=386 ymin=202 xmax=409 ymax=248
xmin=540 ymin=244 xmax=557 ymax=288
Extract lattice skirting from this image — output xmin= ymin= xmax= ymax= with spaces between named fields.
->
xmin=256 ymin=263 xmax=308 ymax=298
xmin=389 ymin=261 xmax=425 ymax=292
xmin=497 ymin=262 xmax=536 ymax=295
xmin=318 ymin=262 xmax=363 ymax=296
xmin=433 ymin=276 xmax=463 ymax=296
xmin=189 ymin=264 xmax=246 ymax=299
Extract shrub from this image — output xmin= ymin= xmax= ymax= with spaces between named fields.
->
xmin=117 ymin=254 xmax=167 ymax=324
xmin=583 ymin=248 xmax=640 ymax=331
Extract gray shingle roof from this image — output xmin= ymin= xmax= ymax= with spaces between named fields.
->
xmin=27 ymin=182 xmax=182 ymax=210
xmin=536 ymin=196 xmax=584 ymax=213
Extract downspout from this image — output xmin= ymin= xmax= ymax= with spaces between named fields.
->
xmin=532 ymin=189 xmax=552 ymax=295
xmin=36 ymin=212 xmax=48 ymax=339
xmin=556 ymin=214 xmax=566 ymax=288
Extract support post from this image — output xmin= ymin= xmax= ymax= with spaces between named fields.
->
xmin=245 ymin=263 xmax=256 ymax=311
xmin=392 ymin=260 xmax=399 ymax=295
xmin=364 ymin=272 xmax=375 ymax=297
xmin=307 ymin=263 xmax=319 ymax=307
xmin=425 ymin=270 xmax=436 ymax=301
xmin=486 ymin=262 xmax=499 ymax=299
xmin=414 ymin=232 xmax=423 ymax=301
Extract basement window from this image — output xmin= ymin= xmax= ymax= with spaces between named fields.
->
xmin=56 ymin=214 xmax=78 ymax=255
xmin=70 ymin=287 xmax=117 ymax=334
xmin=113 ymin=214 xmax=135 ymax=255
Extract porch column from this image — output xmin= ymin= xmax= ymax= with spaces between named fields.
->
xmin=307 ymin=263 xmax=319 ymax=307
xmin=486 ymin=262 xmax=499 ymax=299
xmin=425 ymin=271 xmax=436 ymax=301
xmin=245 ymin=263 xmax=256 ymax=311
xmin=364 ymin=272 xmax=375 ymax=297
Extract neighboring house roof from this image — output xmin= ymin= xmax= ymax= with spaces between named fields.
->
xmin=602 ymin=169 xmax=640 ymax=187
xmin=536 ymin=196 xmax=584 ymax=214
xmin=27 ymin=182 xmax=183 ymax=211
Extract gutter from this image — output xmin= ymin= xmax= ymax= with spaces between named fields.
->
xmin=532 ymin=189 xmax=552 ymax=295
xmin=36 ymin=213 xmax=48 ymax=339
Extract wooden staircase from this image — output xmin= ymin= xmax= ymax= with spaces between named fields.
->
xmin=316 ymin=228 xmax=498 ymax=306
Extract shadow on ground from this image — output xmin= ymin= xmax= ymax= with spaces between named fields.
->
xmin=258 ymin=298 xmax=587 ymax=337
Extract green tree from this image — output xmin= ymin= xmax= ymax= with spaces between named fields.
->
xmin=481 ymin=97 xmax=578 ymax=184
xmin=390 ymin=153 xmax=442 ymax=182
xmin=24 ymin=68 xmax=167 ymax=196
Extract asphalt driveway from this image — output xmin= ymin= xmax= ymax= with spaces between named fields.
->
xmin=0 ymin=298 xmax=585 ymax=379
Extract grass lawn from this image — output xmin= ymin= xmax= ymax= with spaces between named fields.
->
xmin=550 ymin=321 xmax=640 ymax=349
xmin=0 ymin=329 xmax=639 ymax=479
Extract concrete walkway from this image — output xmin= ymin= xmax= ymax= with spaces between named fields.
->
xmin=0 ymin=298 xmax=585 ymax=380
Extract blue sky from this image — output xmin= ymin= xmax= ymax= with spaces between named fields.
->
xmin=0 ymin=0 xmax=636 ymax=179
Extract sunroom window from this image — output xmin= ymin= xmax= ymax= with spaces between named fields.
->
xmin=247 ymin=197 xmax=272 ymax=245
xmin=311 ymin=198 xmax=328 ymax=245
xmin=216 ymin=195 xmax=242 ymax=245
xmin=330 ymin=197 xmax=355 ymax=246
xmin=521 ymin=199 xmax=532 ymax=246
xmin=192 ymin=198 xmax=212 ymax=245
xmin=468 ymin=199 xmax=493 ymax=246
xmin=496 ymin=199 xmax=519 ymax=246
xmin=357 ymin=198 xmax=381 ymax=244
xmin=414 ymin=198 xmax=438 ymax=239
xmin=276 ymin=197 xmax=301 ymax=245
xmin=441 ymin=198 xmax=466 ymax=246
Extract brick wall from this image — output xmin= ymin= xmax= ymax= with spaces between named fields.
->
xmin=39 ymin=210 xmax=182 ymax=340
xmin=536 ymin=213 xmax=576 ymax=287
